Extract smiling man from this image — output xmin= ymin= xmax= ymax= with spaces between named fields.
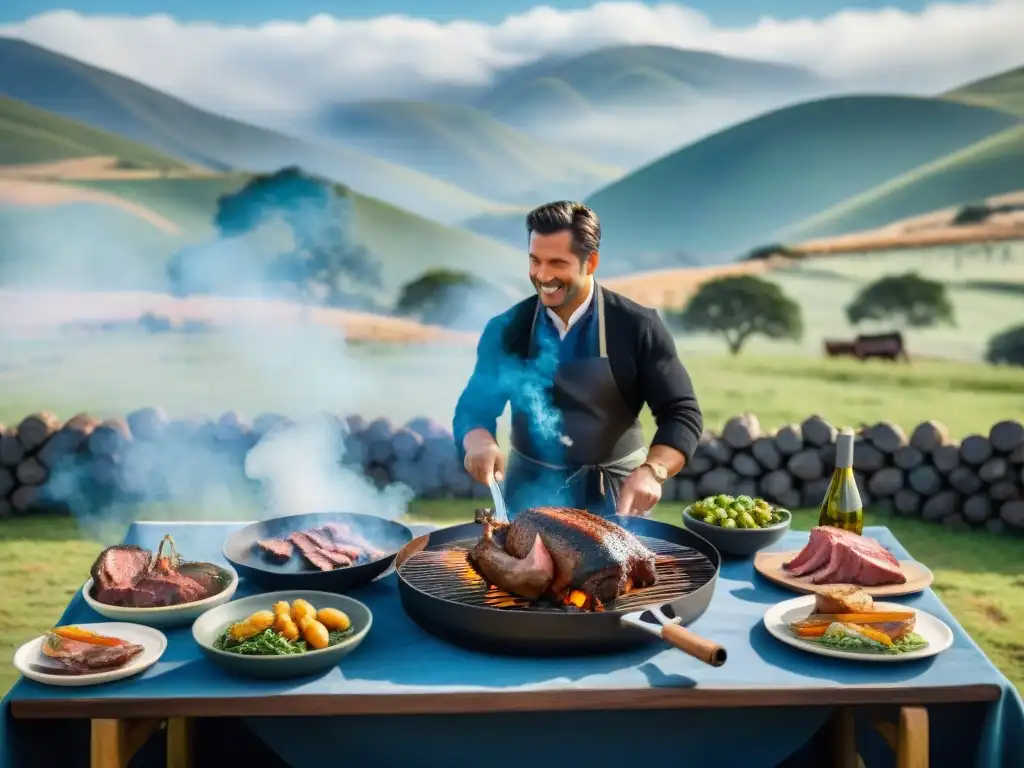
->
xmin=453 ymin=200 xmax=703 ymax=518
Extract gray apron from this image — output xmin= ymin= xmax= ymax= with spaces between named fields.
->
xmin=504 ymin=285 xmax=648 ymax=518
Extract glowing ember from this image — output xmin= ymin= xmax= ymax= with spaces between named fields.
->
xmin=566 ymin=590 xmax=587 ymax=608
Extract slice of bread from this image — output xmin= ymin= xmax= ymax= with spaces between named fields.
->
xmin=814 ymin=584 xmax=874 ymax=614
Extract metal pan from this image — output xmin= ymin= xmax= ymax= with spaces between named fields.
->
xmin=224 ymin=511 xmax=413 ymax=593
xmin=395 ymin=514 xmax=726 ymax=666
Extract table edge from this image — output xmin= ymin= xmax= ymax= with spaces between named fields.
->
xmin=9 ymin=683 xmax=1002 ymax=719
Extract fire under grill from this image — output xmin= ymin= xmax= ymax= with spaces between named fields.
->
xmin=399 ymin=536 xmax=717 ymax=612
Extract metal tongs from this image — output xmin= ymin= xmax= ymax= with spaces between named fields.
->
xmin=488 ymin=476 xmax=509 ymax=524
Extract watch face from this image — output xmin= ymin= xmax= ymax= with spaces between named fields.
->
xmin=648 ymin=463 xmax=667 ymax=481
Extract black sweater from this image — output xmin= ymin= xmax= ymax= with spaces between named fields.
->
xmin=452 ymin=286 xmax=703 ymax=464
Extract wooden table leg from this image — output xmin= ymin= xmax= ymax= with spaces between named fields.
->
xmin=872 ymin=706 xmax=930 ymax=768
xmin=90 ymin=718 xmax=162 ymax=768
xmin=166 ymin=717 xmax=195 ymax=768
xmin=830 ymin=706 xmax=859 ymax=768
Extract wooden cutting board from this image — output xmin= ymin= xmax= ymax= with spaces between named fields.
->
xmin=753 ymin=550 xmax=934 ymax=597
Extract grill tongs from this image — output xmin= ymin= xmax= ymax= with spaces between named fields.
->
xmin=487 ymin=476 xmax=509 ymax=524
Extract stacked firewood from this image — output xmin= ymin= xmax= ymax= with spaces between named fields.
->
xmin=0 ymin=410 xmax=1021 ymax=534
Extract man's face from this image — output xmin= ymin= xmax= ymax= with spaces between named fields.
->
xmin=529 ymin=230 xmax=598 ymax=310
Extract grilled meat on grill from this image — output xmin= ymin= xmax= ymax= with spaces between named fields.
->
xmin=469 ymin=507 xmax=658 ymax=607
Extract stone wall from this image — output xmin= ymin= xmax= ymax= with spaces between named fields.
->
xmin=0 ymin=410 xmax=1022 ymax=534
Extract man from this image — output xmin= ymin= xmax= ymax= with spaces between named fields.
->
xmin=453 ymin=201 xmax=703 ymax=518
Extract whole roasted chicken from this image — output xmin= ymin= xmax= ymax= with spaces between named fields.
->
xmin=469 ymin=507 xmax=658 ymax=610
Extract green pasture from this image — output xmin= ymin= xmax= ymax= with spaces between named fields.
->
xmin=1 ymin=500 xmax=1021 ymax=699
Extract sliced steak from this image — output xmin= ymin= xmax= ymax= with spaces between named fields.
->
xmin=308 ymin=527 xmax=363 ymax=561
xmin=90 ymin=545 xmax=152 ymax=599
xmin=288 ymin=532 xmax=335 ymax=571
xmin=256 ymin=538 xmax=294 ymax=562
xmin=322 ymin=523 xmax=385 ymax=560
xmin=124 ymin=572 xmax=207 ymax=606
xmin=42 ymin=631 xmax=144 ymax=673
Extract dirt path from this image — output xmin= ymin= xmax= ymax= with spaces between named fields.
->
xmin=0 ymin=156 xmax=217 ymax=180
xmin=0 ymin=179 xmax=182 ymax=234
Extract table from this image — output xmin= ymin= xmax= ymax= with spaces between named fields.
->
xmin=3 ymin=522 xmax=1023 ymax=768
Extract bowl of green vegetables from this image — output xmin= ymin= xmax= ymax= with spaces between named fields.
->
xmin=192 ymin=590 xmax=372 ymax=679
xmin=682 ymin=495 xmax=791 ymax=557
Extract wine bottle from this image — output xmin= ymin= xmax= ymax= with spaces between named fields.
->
xmin=817 ymin=427 xmax=864 ymax=535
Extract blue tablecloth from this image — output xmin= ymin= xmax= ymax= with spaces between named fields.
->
xmin=3 ymin=522 xmax=1022 ymax=768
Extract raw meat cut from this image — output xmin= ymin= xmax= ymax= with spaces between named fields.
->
xmin=784 ymin=527 xmax=905 ymax=586
xmin=469 ymin=507 xmax=658 ymax=608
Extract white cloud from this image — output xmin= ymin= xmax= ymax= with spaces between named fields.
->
xmin=1 ymin=1 xmax=1022 ymax=123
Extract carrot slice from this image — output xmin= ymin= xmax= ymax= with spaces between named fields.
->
xmin=52 ymin=626 xmax=126 ymax=646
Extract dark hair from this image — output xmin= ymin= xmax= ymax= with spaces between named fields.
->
xmin=525 ymin=201 xmax=601 ymax=257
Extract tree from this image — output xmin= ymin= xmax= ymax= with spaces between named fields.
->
xmin=985 ymin=324 xmax=1024 ymax=367
xmin=394 ymin=269 xmax=512 ymax=330
xmin=664 ymin=275 xmax=803 ymax=355
xmin=845 ymin=272 xmax=954 ymax=328
xmin=168 ymin=166 xmax=382 ymax=306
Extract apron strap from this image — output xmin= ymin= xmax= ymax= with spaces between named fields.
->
xmin=509 ymin=444 xmax=646 ymax=503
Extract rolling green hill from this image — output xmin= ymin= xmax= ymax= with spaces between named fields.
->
xmin=0 ymin=95 xmax=187 ymax=170
xmin=318 ymin=99 xmax=622 ymax=203
xmin=945 ymin=65 xmax=1024 ymax=118
xmin=468 ymin=45 xmax=824 ymax=127
xmin=0 ymin=38 xmax=496 ymax=224
xmin=780 ymin=124 xmax=1024 ymax=241
xmin=582 ymin=95 xmax=1019 ymax=269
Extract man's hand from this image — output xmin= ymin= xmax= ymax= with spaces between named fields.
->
xmin=463 ymin=428 xmax=505 ymax=485
xmin=616 ymin=465 xmax=662 ymax=516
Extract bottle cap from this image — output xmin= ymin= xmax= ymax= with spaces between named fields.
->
xmin=836 ymin=428 xmax=855 ymax=467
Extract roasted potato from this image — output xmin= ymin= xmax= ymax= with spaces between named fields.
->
xmin=290 ymin=599 xmax=316 ymax=624
xmin=230 ymin=610 xmax=276 ymax=640
xmin=302 ymin=618 xmax=330 ymax=650
xmin=272 ymin=601 xmax=291 ymax=617
xmin=279 ymin=617 xmax=300 ymax=642
xmin=316 ymin=607 xmax=351 ymax=632
xmin=273 ymin=611 xmax=292 ymax=634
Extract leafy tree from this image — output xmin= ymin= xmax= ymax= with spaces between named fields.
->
xmin=985 ymin=324 xmax=1024 ymax=367
xmin=167 ymin=166 xmax=381 ymax=305
xmin=664 ymin=275 xmax=803 ymax=355
xmin=845 ymin=272 xmax=954 ymax=328
xmin=394 ymin=269 xmax=511 ymax=330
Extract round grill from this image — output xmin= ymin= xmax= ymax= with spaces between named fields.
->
xmin=398 ymin=535 xmax=717 ymax=612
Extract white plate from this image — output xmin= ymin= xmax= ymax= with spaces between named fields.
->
xmin=13 ymin=623 xmax=167 ymax=687
xmin=82 ymin=564 xmax=238 ymax=628
xmin=763 ymin=595 xmax=953 ymax=662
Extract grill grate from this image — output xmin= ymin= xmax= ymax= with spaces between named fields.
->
xmin=399 ymin=536 xmax=716 ymax=611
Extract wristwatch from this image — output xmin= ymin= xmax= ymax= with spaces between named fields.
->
xmin=642 ymin=461 xmax=668 ymax=484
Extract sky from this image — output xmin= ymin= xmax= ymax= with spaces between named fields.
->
xmin=1 ymin=1 xmax=1022 ymax=124
xmin=0 ymin=0 xmax=939 ymax=25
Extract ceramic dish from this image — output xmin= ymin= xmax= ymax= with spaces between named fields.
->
xmin=192 ymin=590 xmax=372 ymax=679
xmin=13 ymin=623 xmax=167 ymax=687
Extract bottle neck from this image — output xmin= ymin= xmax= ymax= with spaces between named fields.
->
xmin=835 ymin=431 xmax=854 ymax=469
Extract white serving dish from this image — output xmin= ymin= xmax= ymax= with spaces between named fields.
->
xmin=763 ymin=595 xmax=953 ymax=663
xmin=82 ymin=563 xmax=239 ymax=628
xmin=14 ymin=622 xmax=167 ymax=687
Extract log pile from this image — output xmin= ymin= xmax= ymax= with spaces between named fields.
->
xmin=0 ymin=410 xmax=1022 ymax=535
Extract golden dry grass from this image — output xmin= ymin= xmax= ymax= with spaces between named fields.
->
xmin=0 ymin=288 xmax=477 ymax=346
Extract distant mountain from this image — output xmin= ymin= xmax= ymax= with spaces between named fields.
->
xmin=944 ymin=65 xmax=1024 ymax=118
xmin=0 ymin=95 xmax=186 ymax=170
xmin=0 ymin=98 xmax=529 ymax=301
xmin=780 ymin=124 xmax=1024 ymax=242
xmin=434 ymin=45 xmax=831 ymax=167
xmin=316 ymin=99 xmax=622 ymax=204
xmin=581 ymin=95 xmax=1018 ymax=271
xmin=0 ymin=38 xmax=495 ymax=224
xmin=464 ymin=45 xmax=824 ymax=124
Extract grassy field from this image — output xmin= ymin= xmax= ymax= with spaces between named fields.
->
xmin=1 ymin=499 xmax=1021 ymax=699
xmin=1 ymin=336 xmax=1021 ymax=439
